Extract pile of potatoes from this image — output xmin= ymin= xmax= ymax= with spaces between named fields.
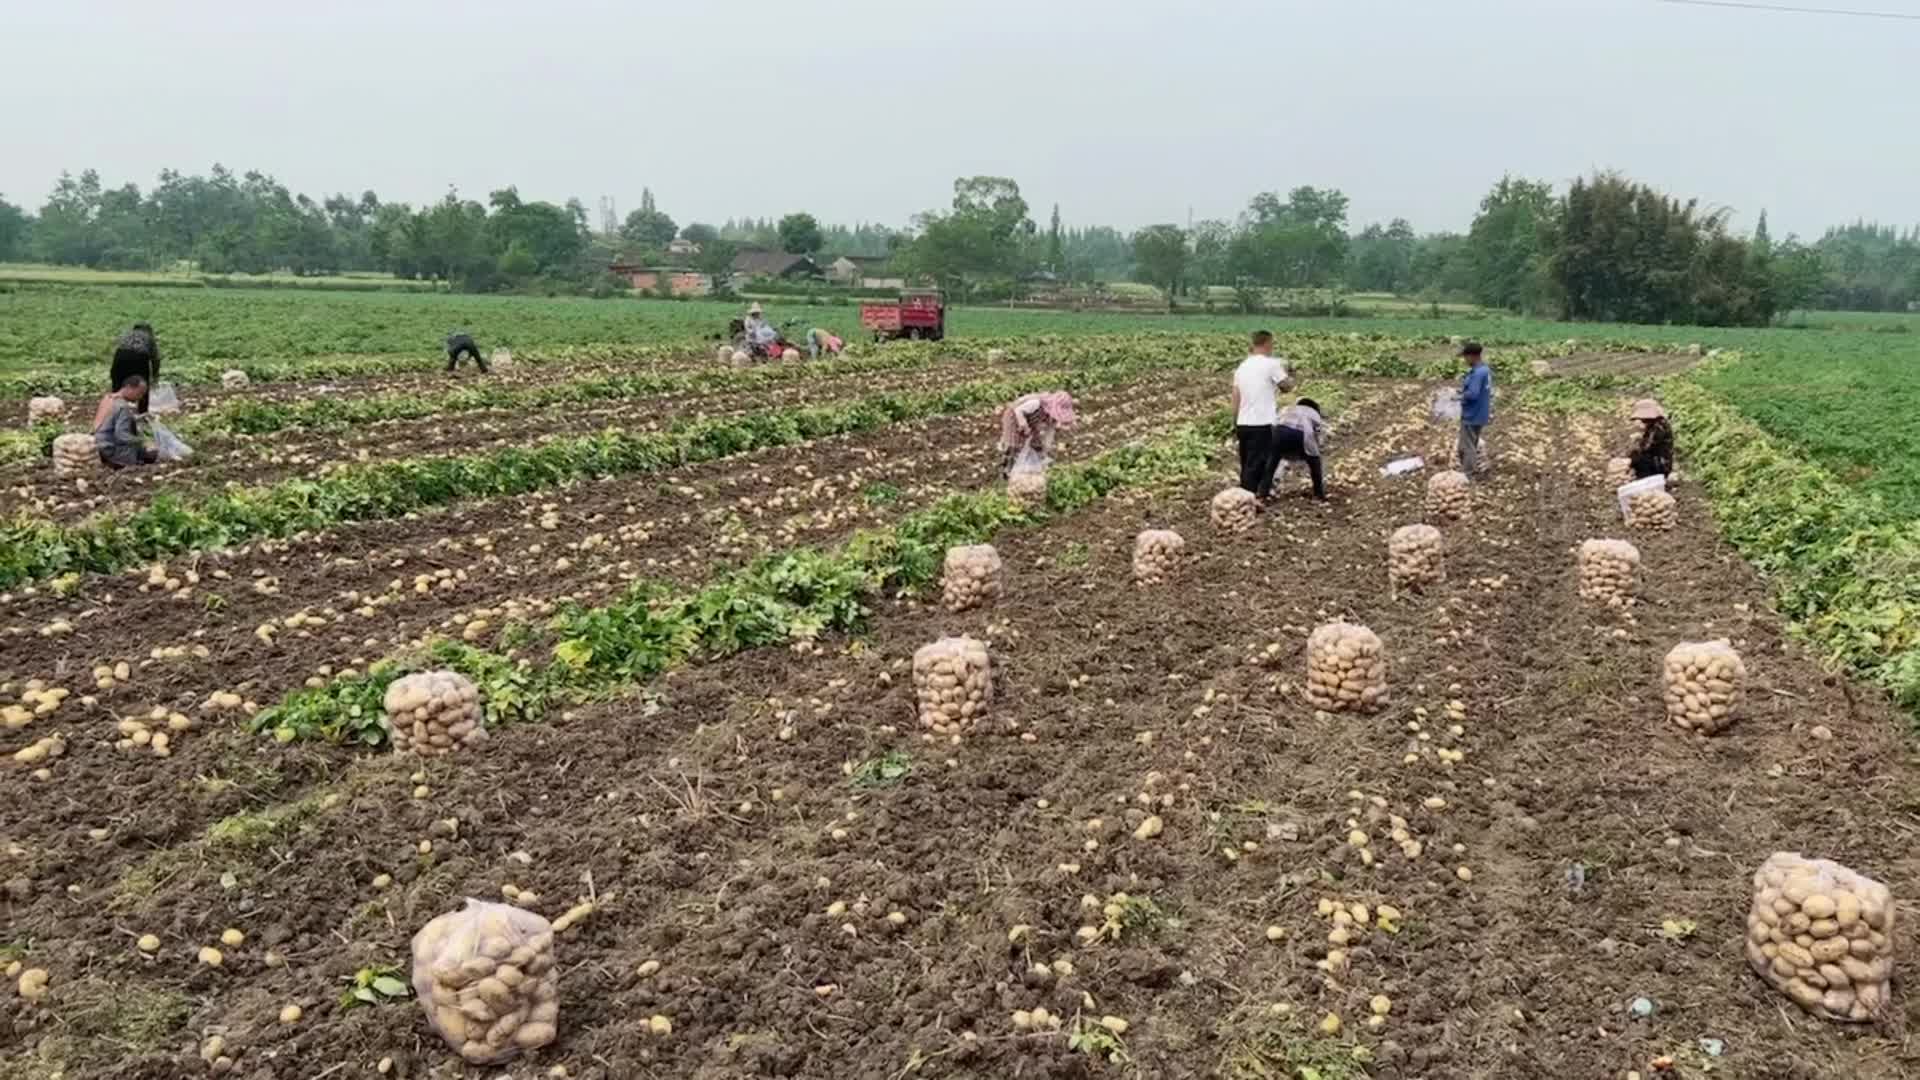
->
xmin=382 ymin=671 xmax=488 ymax=756
xmin=1304 ymin=622 xmax=1389 ymax=713
xmin=411 ymin=900 xmax=559 ymax=1064
xmin=729 ymin=349 xmax=751 ymax=367
xmin=912 ymin=636 xmax=992 ymax=734
xmin=1745 ymin=852 xmax=1893 ymax=1022
xmin=1211 ymin=487 xmax=1258 ymax=533
xmin=27 ymin=396 xmax=64 ymax=424
xmin=1606 ymin=457 xmax=1635 ymax=488
xmin=50 ymin=434 xmax=95 ymax=476
xmin=1576 ymin=539 xmax=1640 ymax=608
xmin=781 ymin=348 xmax=800 ymax=362
xmin=1627 ymin=489 xmax=1678 ymax=531
xmin=1387 ymin=524 xmax=1444 ymax=590
xmin=221 ymin=369 xmax=250 ymax=390
xmin=1007 ymin=470 xmax=1049 ymax=509
xmin=1662 ymin=639 xmax=1746 ymax=734
xmin=1425 ymin=471 xmax=1471 ymax=521
xmin=1132 ymin=529 xmax=1185 ymax=585
xmin=940 ymin=544 xmax=1003 ymax=612
xmin=716 ymin=344 xmax=736 ymax=363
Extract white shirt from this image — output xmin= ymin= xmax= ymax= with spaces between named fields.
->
xmin=1233 ymin=354 xmax=1292 ymax=425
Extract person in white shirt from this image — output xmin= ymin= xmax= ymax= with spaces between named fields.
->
xmin=1229 ymin=329 xmax=1294 ymax=500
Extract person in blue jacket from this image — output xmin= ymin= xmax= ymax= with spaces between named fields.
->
xmin=1456 ymin=341 xmax=1493 ymax=477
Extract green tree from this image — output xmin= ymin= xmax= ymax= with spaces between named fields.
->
xmin=1347 ymin=218 xmax=1416 ymax=292
xmin=777 ymin=212 xmax=823 ymax=256
xmin=1770 ymin=237 xmax=1827 ymax=316
xmin=1228 ymin=186 xmax=1350 ymax=287
xmin=0 ymin=195 xmax=30 ymax=260
xmin=1047 ymin=203 xmax=1064 ymax=273
xmin=1130 ymin=224 xmax=1188 ymax=301
xmin=896 ymin=176 xmax=1036 ymax=293
xmin=1189 ymin=219 xmax=1234 ymax=288
xmin=680 ymin=222 xmax=719 ymax=247
xmin=620 ymin=187 xmax=676 ymax=252
xmin=693 ymin=237 xmax=738 ymax=279
xmin=1465 ymin=176 xmax=1555 ymax=312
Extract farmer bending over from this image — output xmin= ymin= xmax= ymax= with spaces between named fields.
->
xmin=1628 ymin=398 xmax=1674 ymax=479
xmin=446 ymin=331 xmax=490 ymax=373
xmin=110 ymin=322 xmax=160 ymax=414
xmin=1272 ymin=397 xmax=1330 ymax=500
xmin=94 ymin=375 xmax=158 ymax=469
xmin=807 ymin=327 xmax=845 ymax=359
xmin=999 ymin=390 xmax=1076 ymax=477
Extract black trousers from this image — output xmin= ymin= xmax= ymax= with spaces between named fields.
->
xmin=1236 ymin=424 xmax=1279 ymax=498
xmin=1274 ymin=424 xmax=1326 ymax=499
xmin=111 ymin=348 xmax=155 ymax=413
xmin=447 ymin=345 xmax=489 ymax=372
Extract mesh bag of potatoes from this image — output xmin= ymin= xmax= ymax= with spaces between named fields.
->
xmin=221 ymin=369 xmax=250 ymax=390
xmin=1577 ymin=539 xmax=1640 ymax=608
xmin=1211 ymin=487 xmax=1258 ymax=533
xmin=1132 ymin=529 xmax=1185 ymax=585
xmin=940 ymin=544 xmax=1003 ymax=612
xmin=1425 ymin=471 xmax=1471 ymax=520
xmin=1627 ymin=489 xmax=1677 ymax=531
xmin=27 ymin=396 xmax=65 ymax=424
xmin=1662 ymin=639 xmax=1745 ymax=734
xmin=51 ymin=433 xmax=96 ymax=476
xmin=1304 ymin=622 xmax=1389 ymax=713
xmin=1387 ymin=524 xmax=1444 ymax=591
xmin=411 ymin=899 xmax=559 ymax=1064
xmin=1006 ymin=467 xmax=1049 ymax=509
xmin=1745 ymin=853 xmax=1894 ymax=1022
xmin=383 ymin=670 xmax=489 ymax=756
xmin=1606 ymin=457 xmax=1634 ymax=488
xmin=912 ymin=636 xmax=991 ymax=733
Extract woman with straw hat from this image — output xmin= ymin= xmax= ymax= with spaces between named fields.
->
xmin=1628 ymin=399 xmax=1674 ymax=479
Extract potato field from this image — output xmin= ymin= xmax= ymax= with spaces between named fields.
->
xmin=3 ymin=325 xmax=1918 ymax=1080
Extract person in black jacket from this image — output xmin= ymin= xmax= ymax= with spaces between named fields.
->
xmin=1628 ymin=398 xmax=1674 ymax=478
xmin=110 ymin=322 xmax=160 ymax=414
xmin=446 ymin=331 xmax=489 ymax=373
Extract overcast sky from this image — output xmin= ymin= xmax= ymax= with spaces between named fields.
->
xmin=7 ymin=0 xmax=1917 ymax=239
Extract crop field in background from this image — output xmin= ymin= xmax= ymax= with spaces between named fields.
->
xmin=3 ymin=298 xmax=1919 ymax=1077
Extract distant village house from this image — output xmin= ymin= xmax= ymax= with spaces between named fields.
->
xmin=824 ymin=255 xmax=906 ymax=290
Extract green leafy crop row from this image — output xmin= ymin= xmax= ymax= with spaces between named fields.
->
xmin=0 ymin=366 xmax=1153 ymax=587
xmin=253 ymin=410 xmax=1235 ymax=746
xmin=1665 ymin=379 xmax=1920 ymax=711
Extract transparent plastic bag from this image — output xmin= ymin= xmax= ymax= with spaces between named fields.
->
xmin=411 ymin=899 xmax=559 ymax=1064
xmin=148 ymin=381 xmax=181 ymax=415
xmin=1429 ymin=388 xmax=1461 ymax=424
xmin=147 ymin=419 xmax=194 ymax=462
xmin=1616 ymin=474 xmax=1667 ymax=520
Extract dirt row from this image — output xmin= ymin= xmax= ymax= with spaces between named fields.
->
xmin=9 ymin=386 xmax=1914 ymax=1079
xmin=4 ymin=359 xmax=1053 ymax=519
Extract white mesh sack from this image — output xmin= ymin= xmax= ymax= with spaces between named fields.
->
xmin=1746 ymin=853 xmax=1894 ymax=1022
xmin=411 ymin=899 xmax=559 ymax=1064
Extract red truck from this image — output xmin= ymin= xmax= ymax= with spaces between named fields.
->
xmin=859 ymin=289 xmax=946 ymax=341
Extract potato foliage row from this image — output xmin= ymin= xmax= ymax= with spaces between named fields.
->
xmin=254 ymin=409 xmax=1238 ymax=746
xmin=0 ymin=368 xmax=1158 ymax=587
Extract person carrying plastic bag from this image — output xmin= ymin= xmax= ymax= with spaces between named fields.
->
xmin=998 ymin=390 xmax=1075 ymax=478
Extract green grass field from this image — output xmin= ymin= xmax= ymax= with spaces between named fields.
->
xmin=5 ymin=283 xmax=1915 ymax=516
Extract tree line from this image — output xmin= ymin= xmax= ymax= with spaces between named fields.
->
xmin=0 ymin=165 xmax=1913 ymax=324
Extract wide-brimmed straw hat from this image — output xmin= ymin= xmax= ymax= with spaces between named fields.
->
xmin=1629 ymin=399 xmax=1667 ymax=421
xmin=747 ymin=303 xmax=764 ymax=316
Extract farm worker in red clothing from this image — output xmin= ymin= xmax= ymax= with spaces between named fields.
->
xmin=806 ymin=328 xmax=845 ymax=359
xmin=998 ymin=391 xmax=1075 ymax=478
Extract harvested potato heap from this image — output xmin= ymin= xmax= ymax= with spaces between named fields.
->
xmin=781 ymin=348 xmax=800 ymax=361
xmin=1745 ymin=853 xmax=1894 ymax=1022
xmin=729 ymin=349 xmax=751 ymax=367
xmin=1211 ymin=487 xmax=1258 ymax=533
xmin=1132 ymin=529 xmax=1185 ymax=585
xmin=716 ymin=343 xmax=735 ymax=363
xmin=1662 ymin=639 xmax=1745 ymax=734
xmin=1606 ymin=457 xmax=1634 ymax=488
xmin=940 ymin=544 xmax=1003 ymax=612
xmin=412 ymin=899 xmax=559 ymax=1064
xmin=27 ymin=396 xmax=65 ymax=424
xmin=50 ymin=433 xmax=96 ymax=476
xmin=383 ymin=671 xmax=488 ymax=756
xmin=1304 ymin=622 xmax=1389 ymax=713
xmin=221 ymin=369 xmax=250 ymax=390
xmin=1425 ymin=471 xmax=1471 ymax=521
xmin=1387 ymin=525 xmax=1444 ymax=591
xmin=912 ymin=636 xmax=991 ymax=733
xmin=1006 ymin=470 xmax=1048 ymax=509
xmin=986 ymin=347 xmax=1008 ymax=362
xmin=1577 ymin=539 xmax=1640 ymax=608
xmin=1627 ymin=489 xmax=1677 ymax=531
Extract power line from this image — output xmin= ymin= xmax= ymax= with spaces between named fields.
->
xmin=1657 ymin=0 xmax=1920 ymax=21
